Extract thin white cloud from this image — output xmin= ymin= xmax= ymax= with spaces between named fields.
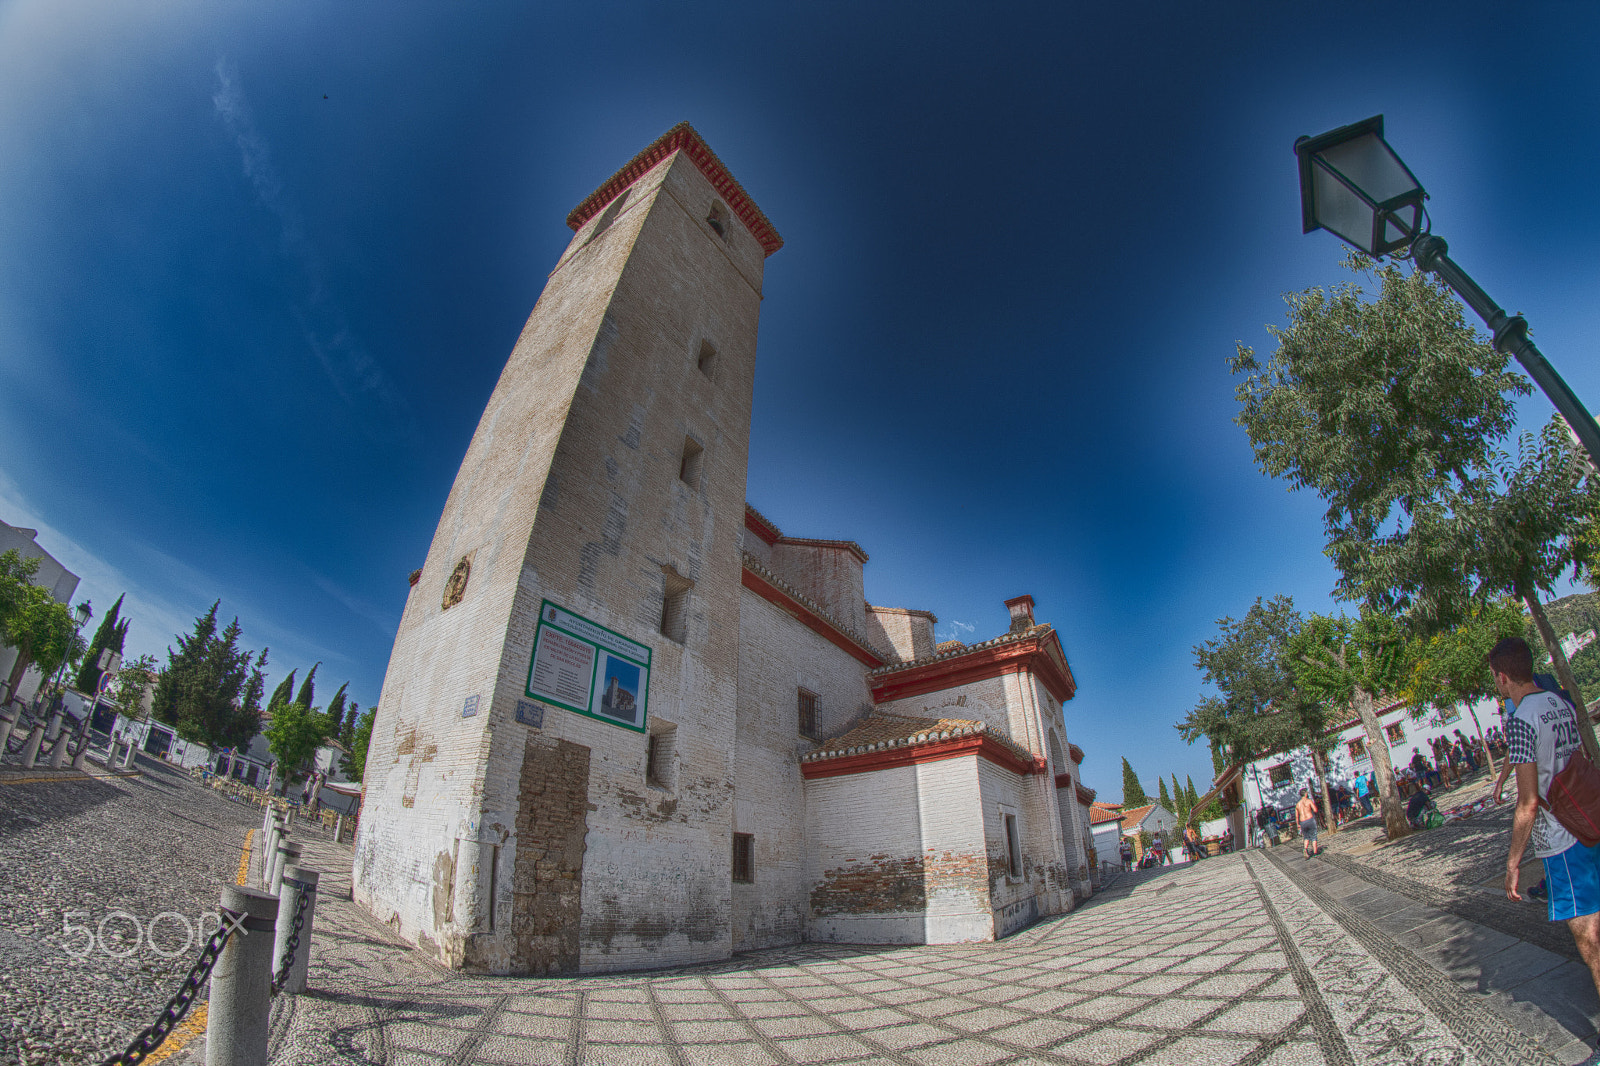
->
xmin=212 ymin=59 xmax=417 ymax=443
xmin=307 ymin=569 xmax=397 ymax=637
xmin=936 ymin=620 xmax=976 ymax=642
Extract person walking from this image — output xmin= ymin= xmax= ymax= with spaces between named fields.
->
xmin=1295 ymin=788 xmax=1321 ymax=859
xmin=1494 ymin=636 xmax=1600 ymax=1066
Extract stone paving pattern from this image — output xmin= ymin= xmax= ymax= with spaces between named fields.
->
xmin=0 ymin=756 xmax=263 ymax=1065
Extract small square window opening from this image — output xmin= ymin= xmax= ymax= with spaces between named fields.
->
xmin=660 ymin=570 xmax=691 ymax=643
xmin=707 ymin=202 xmax=728 ymax=239
xmin=679 ymin=437 xmax=704 ymax=488
xmin=697 ymin=340 xmax=717 ymax=380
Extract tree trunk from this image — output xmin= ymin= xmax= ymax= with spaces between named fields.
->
xmin=1310 ymin=749 xmax=1338 ymax=834
xmin=1353 ymin=687 xmax=1410 ymax=839
xmin=3 ymin=639 xmax=33 ymax=711
xmin=1522 ymin=587 xmax=1600 ymax=764
xmin=1465 ymin=702 xmax=1496 ymax=778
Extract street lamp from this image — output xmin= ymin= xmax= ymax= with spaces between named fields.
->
xmin=1295 ymin=114 xmax=1600 ymax=469
xmin=41 ymin=601 xmax=92 ymax=715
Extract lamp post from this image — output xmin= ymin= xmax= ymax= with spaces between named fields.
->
xmin=1294 ymin=114 xmax=1600 ymax=470
xmin=44 ymin=602 xmax=92 ymax=708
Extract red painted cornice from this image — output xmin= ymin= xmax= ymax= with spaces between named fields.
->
xmin=870 ymin=630 xmax=1076 ymax=705
xmin=1054 ymin=772 xmax=1071 ymax=789
xmin=1075 ymin=783 xmax=1097 ymax=806
xmin=744 ymin=506 xmax=781 ymax=546
xmin=566 ymin=123 xmax=784 ymax=257
xmin=741 ymin=566 xmax=883 ymax=668
xmin=801 ymin=732 xmax=1038 ymax=780
xmin=1068 ymin=742 xmax=1084 ymax=765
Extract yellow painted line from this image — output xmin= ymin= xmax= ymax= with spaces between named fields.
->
xmin=142 ymin=1002 xmax=207 ymax=1064
xmin=237 ymin=828 xmax=254 ymax=886
xmin=0 ymin=773 xmax=90 ymax=785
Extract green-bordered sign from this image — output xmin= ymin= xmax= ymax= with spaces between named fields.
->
xmin=525 ymin=599 xmax=651 ymax=732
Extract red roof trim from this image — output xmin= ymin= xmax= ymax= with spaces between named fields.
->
xmin=744 ymin=506 xmax=781 ymax=546
xmin=800 ymin=732 xmax=1038 ymax=780
xmin=1055 ymin=772 xmax=1071 ymax=789
xmin=566 ymin=123 xmax=783 ymax=257
xmin=1068 ymin=742 xmax=1084 ymax=765
xmin=1075 ymin=783 xmax=1097 ymax=806
xmin=870 ymin=632 xmax=1076 ymax=705
xmin=741 ymin=566 xmax=883 ymax=668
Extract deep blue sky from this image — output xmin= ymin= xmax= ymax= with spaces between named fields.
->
xmin=2 ymin=1 xmax=1598 ymax=801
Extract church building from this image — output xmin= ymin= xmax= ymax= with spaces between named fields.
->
xmin=352 ymin=124 xmax=1097 ymax=974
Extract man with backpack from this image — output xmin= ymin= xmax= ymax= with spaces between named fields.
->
xmin=1493 ymin=636 xmax=1600 ymax=1050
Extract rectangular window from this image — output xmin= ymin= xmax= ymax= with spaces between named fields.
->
xmin=1003 ymin=814 xmax=1022 ymax=878
xmin=1347 ymin=737 xmax=1368 ymax=763
xmin=797 ymin=689 xmax=818 ymax=740
xmin=660 ymin=571 xmax=691 ymax=643
xmin=697 ymin=340 xmax=717 ymax=380
xmin=646 ymin=722 xmax=677 ymax=790
xmin=1267 ymin=762 xmax=1293 ymax=786
xmin=732 ymin=833 xmax=754 ymax=883
xmin=679 ymin=437 xmax=704 ymax=488
xmin=1386 ymin=722 xmax=1406 ymax=745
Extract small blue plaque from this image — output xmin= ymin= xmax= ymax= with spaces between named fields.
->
xmin=462 ymin=695 xmax=480 ymax=718
xmin=515 ymin=700 xmax=544 ymax=728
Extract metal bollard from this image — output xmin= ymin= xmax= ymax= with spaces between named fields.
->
xmin=47 ymin=730 xmax=71 ymax=768
xmin=270 ymin=843 xmax=301 ymax=897
xmin=206 ymin=885 xmax=279 ymax=1066
xmin=0 ymin=712 xmax=16 ymax=753
xmin=272 ymin=865 xmax=319 ymax=995
xmin=20 ymin=722 xmax=46 ymax=768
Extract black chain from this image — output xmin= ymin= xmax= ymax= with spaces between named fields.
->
xmin=270 ymin=880 xmax=312 ymax=996
xmin=100 ymin=906 xmax=244 ymax=1066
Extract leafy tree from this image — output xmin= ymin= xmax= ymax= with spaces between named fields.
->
xmin=340 ymin=705 xmax=376 ymax=780
xmin=263 ymin=699 xmax=327 ymax=786
xmin=1121 ymin=758 xmax=1147 ymax=806
xmin=74 ymin=592 xmax=128 ymax=693
xmin=1287 ymin=609 xmax=1412 ymax=840
xmin=1233 ymin=253 xmax=1600 ymax=761
xmin=1178 ymin=596 xmax=1335 ymax=827
xmin=294 ymin=662 xmax=319 ymax=711
xmin=0 ymin=561 xmax=88 ymax=708
xmin=1571 ymin=640 xmax=1600 ymax=703
xmin=150 ymin=603 xmax=264 ymax=750
xmin=108 ymin=653 xmax=158 ymax=717
xmin=1404 ymin=599 xmax=1526 ymax=777
xmin=340 ymin=701 xmax=360 ymax=747
xmin=1158 ymin=777 xmax=1172 ymax=812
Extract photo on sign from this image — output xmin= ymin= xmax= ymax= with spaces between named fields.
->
xmin=596 ymin=655 xmax=641 ymax=724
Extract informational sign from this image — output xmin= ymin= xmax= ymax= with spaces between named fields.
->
xmin=525 ymin=599 xmax=651 ymax=732
xmin=515 ymin=700 xmax=544 ymax=728
xmin=462 ymin=695 xmax=480 ymax=718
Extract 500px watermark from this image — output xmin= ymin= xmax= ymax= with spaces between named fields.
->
xmin=60 ymin=909 xmax=239 ymax=959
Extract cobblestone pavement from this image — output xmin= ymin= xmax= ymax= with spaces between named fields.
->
xmin=228 ymin=835 xmax=1576 ymax=1066
xmin=0 ymin=756 xmax=266 ymax=1066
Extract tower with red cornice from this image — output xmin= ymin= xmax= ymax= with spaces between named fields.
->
xmin=354 ymin=124 xmax=782 ymax=974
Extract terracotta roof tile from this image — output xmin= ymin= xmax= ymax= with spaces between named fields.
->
xmin=800 ymin=713 xmax=1034 ymax=767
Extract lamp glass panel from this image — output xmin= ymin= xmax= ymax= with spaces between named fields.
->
xmin=1311 ymin=163 xmax=1377 ymax=253
xmin=1318 ymin=132 xmax=1420 ymax=206
xmin=1382 ymin=203 xmax=1422 ymax=249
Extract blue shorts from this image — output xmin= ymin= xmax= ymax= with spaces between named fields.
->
xmin=1542 ymin=840 xmax=1600 ymax=922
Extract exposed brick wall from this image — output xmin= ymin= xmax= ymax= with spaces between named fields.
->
xmin=509 ymin=736 xmax=590 ymax=973
xmin=863 ymin=606 xmax=936 ymax=663
xmin=767 ymin=542 xmax=867 ymax=636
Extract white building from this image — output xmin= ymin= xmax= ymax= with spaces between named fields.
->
xmin=1237 ymin=697 xmax=1499 ymax=825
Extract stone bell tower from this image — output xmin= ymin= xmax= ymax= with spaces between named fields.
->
xmin=353 ymin=124 xmax=782 ymax=973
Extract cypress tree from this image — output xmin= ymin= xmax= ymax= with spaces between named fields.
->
xmin=268 ymin=669 xmax=296 ymax=712
xmin=295 ymin=662 xmax=320 ymax=709
xmin=323 ymin=681 xmax=349 ymax=735
xmin=1186 ymin=777 xmax=1200 ymax=810
xmin=1171 ymin=774 xmax=1187 ymax=818
xmin=1121 ymin=758 xmax=1148 ymax=807
xmin=150 ymin=604 xmax=262 ymax=749
xmin=74 ymin=592 xmax=124 ymax=692
xmin=1158 ymin=778 xmax=1173 ymax=811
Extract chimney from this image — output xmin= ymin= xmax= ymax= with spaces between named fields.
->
xmin=1004 ymin=595 xmax=1036 ymax=633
